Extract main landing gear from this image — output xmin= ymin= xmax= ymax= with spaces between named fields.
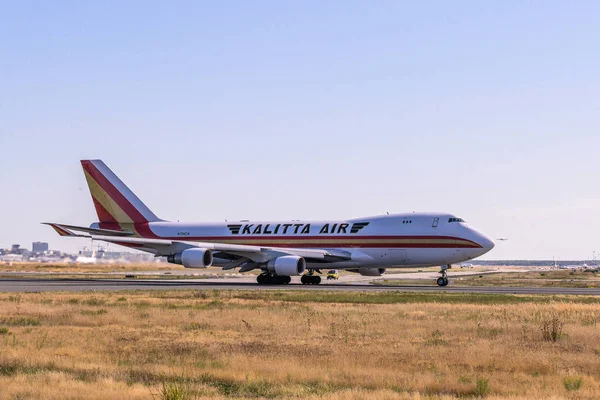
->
xmin=436 ymin=264 xmax=450 ymax=287
xmin=301 ymin=269 xmax=321 ymax=285
xmin=256 ymin=272 xmax=291 ymax=285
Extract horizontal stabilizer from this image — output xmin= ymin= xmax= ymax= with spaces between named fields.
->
xmin=42 ymin=223 xmax=134 ymax=237
xmin=45 ymin=223 xmax=81 ymax=237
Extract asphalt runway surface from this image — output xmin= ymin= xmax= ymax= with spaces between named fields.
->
xmin=0 ymin=278 xmax=599 ymax=295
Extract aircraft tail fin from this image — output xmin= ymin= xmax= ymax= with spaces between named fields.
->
xmin=80 ymin=160 xmax=163 ymax=225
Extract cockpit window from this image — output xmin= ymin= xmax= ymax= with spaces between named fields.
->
xmin=448 ymin=218 xmax=465 ymax=223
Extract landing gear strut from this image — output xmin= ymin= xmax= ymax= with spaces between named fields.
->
xmin=301 ymin=269 xmax=321 ymax=285
xmin=256 ymin=272 xmax=291 ymax=285
xmin=436 ymin=265 xmax=450 ymax=287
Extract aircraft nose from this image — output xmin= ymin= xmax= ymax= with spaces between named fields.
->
xmin=479 ymin=234 xmax=495 ymax=252
xmin=468 ymin=228 xmax=495 ymax=253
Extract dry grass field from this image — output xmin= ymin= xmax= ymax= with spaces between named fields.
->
xmin=0 ymin=262 xmax=186 ymax=274
xmin=1 ymin=290 xmax=600 ymax=399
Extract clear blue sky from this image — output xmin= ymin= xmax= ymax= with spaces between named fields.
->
xmin=1 ymin=1 xmax=599 ymax=259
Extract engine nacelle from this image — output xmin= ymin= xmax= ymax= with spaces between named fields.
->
xmin=266 ymin=256 xmax=306 ymax=276
xmin=348 ymin=267 xmax=386 ymax=276
xmin=167 ymin=248 xmax=213 ymax=268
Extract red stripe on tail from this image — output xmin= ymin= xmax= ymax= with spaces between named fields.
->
xmin=81 ymin=160 xmax=148 ymax=223
xmin=92 ymin=198 xmax=120 ymax=224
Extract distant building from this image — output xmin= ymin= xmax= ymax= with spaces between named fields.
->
xmin=11 ymin=244 xmax=28 ymax=255
xmin=32 ymin=242 xmax=49 ymax=254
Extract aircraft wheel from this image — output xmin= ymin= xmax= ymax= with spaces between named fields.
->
xmin=257 ymin=274 xmax=269 ymax=285
xmin=436 ymin=277 xmax=448 ymax=287
xmin=258 ymin=274 xmax=291 ymax=285
xmin=301 ymin=275 xmax=321 ymax=284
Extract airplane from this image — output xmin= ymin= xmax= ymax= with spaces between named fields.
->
xmin=0 ymin=254 xmax=23 ymax=263
xmin=75 ymin=250 xmax=97 ymax=265
xmin=45 ymin=160 xmax=495 ymax=286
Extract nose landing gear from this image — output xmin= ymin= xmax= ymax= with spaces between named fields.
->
xmin=436 ymin=264 xmax=450 ymax=286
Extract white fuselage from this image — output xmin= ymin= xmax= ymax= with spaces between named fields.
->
xmin=107 ymin=212 xmax=495 ymax=269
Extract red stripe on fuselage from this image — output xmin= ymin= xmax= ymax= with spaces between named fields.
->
xmin=152 ymin=234 xmax=481 ymax=249
xmin=156 ymin=235 xmax=474 ymax=241
xmin=134 ymin=222 xmax=158 ymax=238
xmin=206 ymin=243 xmax=476 ymax=249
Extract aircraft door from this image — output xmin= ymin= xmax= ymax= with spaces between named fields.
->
xmin=432 ymin=217 xmax=439 ymax=228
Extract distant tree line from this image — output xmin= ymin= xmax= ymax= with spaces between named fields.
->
xmin=474 ymin=260 xmax=595 ymax=266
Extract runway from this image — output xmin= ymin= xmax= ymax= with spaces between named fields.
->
xmin=0 ymin=278 xmax=599 ymax=295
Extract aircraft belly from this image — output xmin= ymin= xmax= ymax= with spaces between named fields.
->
xmin=402 ymin=248 xmax=471 ymax=267
xmin=334 ymin=248 xmax=470 ymax=269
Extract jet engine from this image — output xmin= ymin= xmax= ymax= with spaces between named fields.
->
xmin=266 ymin=256 xmax=306 ymax=276
xmin=167 ymin=248 xmax=213 ymax=268
xmin=348 ymin=267 xmax=386 ymax=276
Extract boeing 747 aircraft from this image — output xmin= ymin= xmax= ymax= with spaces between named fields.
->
xmin=46 ymin=160 xmax=495 ymax=286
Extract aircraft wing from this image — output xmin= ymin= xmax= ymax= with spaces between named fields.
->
xmin=63 ymin=233 xmax=351 ymax=264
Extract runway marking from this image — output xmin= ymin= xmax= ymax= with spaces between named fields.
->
xmin=0 ymin=279 xmax=599 ymax=295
